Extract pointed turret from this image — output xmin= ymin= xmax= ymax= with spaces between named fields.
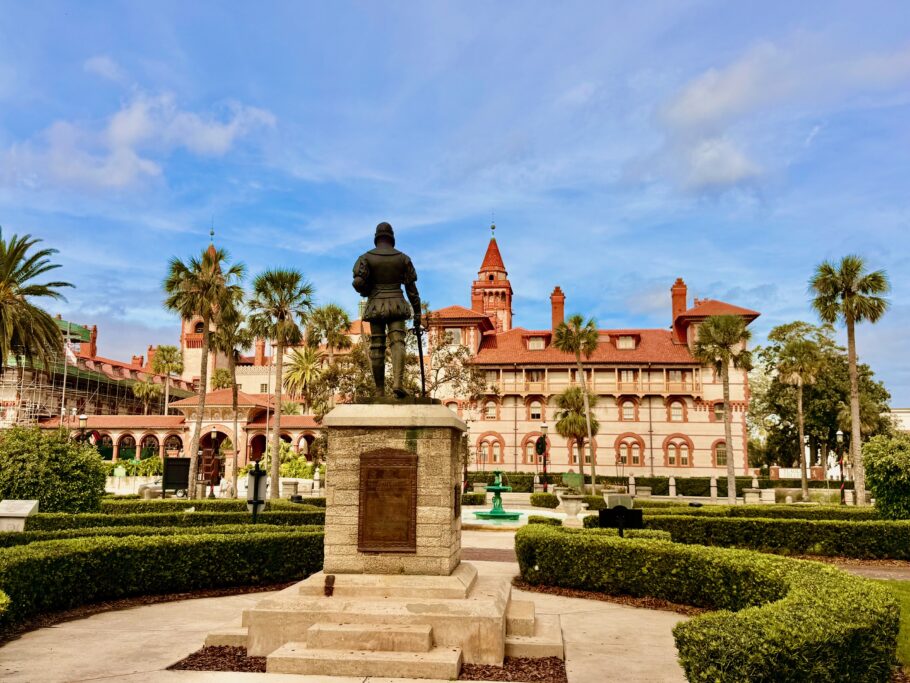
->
xmin=471 ymin=223 xmax=513 ymax=332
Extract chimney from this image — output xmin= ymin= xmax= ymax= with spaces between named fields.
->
xmin=671 ymin=278 xmax=688 ymax=343
xmin=88 ymin=325 xmax=98 ymax=358
xmin=131 ymin=355 xmax=144 ymax=368
xmin=254 ymin=339 xmax=266 ymax=366
xmin=146 ymin=345 xmax=156 ymax=370
xmin=550 ymin=286 xmax=565 ymax=330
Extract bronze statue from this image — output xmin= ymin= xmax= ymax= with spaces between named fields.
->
xmin=353 ymin=222 xmax=422 ymax=397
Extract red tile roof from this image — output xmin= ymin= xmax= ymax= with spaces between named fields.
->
xmin=677 ymin=299 xmax=760 ymax=320
xmin=39 ymin=415 xmax=186 ymax=429
xmin=348 ymin=319 xmax=371 ymax=336
xmin=246 ymin=415 xmax=319 ymax=429
xmin=170 ymin=389 xmax=275 ymax=409
xmin=479 ymin=238 xmax=506 ymax=273
xmin=473 ymin=328 xmax=696 ymax=365
xmin=432 ymin=305 xmax=493 ymax=320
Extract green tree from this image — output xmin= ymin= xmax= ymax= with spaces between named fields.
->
xmin=769 ymin=322 xmax=825 ymax=501
xmin=810 ymin=255 xmax=890 ymax=506
xmin=163 ymin=245 xmax=245 ymax=491
xmin=0 ymin=230 xmax=72 ymax=372
xmin=248 ymin=269 xmax=314 ymax=498
xmin=552 ymin=314 xmax=599 ymax=494
xmin=426 ymin=329 xmax=487 ymax=402
xmin=131 ymin=378 xmax=163 ymax=415
xmin=0 ymin=426 xmax=105 ymax=512
xmin=151 ymin=345 xmax=183 ymax=415
xmin=307 ymin=303 xmax=352 ymax=364
xmin=693 ymin=315 xmax=753 ymax=504
xmin=211 ymin=305 xmax=253 ymax=497
xmin=284 ymin=346 xmax=323 ymax=413
xmin=864 ymin=433 xmax=910 ymax=519
xmin=210 ymin=367 xmax=233 ymax=390
xmin=554 ymin=385 xmax=599 ymax=489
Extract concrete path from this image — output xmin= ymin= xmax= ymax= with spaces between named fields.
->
xmin=0 ymin=556 xmax=687 ymax=683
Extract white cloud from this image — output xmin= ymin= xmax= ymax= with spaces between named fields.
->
xmin=84 ymin=55 xmax=127 ymax=83
xmin=684 ymin=136 xmax=760 ymax=189
xmin=0 ymin=92 xmax=275 ymax=190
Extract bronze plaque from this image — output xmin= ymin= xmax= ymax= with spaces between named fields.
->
xmin=358 ymin=449 xmax=418 ymax=553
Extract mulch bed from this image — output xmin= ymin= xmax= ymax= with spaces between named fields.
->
xmin=461 ymin=656 xmax=567 ymax=682
xmin=512 ymin=577 xmax=709 ymax=617
xmin=0 ymin=582 xmax=293 ymax=647
xmin=893 ymin=667 xmax=910 ymax=683
xmin=169 ymin=646 xmax=266 ymax=673
xmin=171 ymin=647 xmax=566 ymax=682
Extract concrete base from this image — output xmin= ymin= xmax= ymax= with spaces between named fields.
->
xmin=205 ymin=562 xmax=563 ymax=678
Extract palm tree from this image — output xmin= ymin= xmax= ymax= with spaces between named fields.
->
xmin=553 ymin=314 xmax=599 ymax=494
xmin=163 ymin=245 xmax=245 ymax=494
xmin=132 ymin=379 xmax=163 ymax=415
xmin=777 ymin=338 xmax=822 ymax=501
xmin=151 ymin=345 xmax=183 ymax=415
xmin=210 ymin=367 xmax=233 ymax=390
xmin=307 ymin=303 xmax=352 ymax=364
xmin=248 ymin=269 xmax=314 ymax=498
xmin=810 ymin=256 xmax=889 ymax=506
xmin=284 ymin=346 xmax=323 ymax=412
xmin=211 ymin=305 xmax=253 ymax=497
xmin=555 ymin=386 xmax=600 ymax=488
xmin=692 ymin=315 xmax=753 ymax=504
xmin=0 ymin=230 xmax=72 ymax=372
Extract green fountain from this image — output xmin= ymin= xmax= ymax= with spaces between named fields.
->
xmin=473 ymin=470 xmax=522 ymax=521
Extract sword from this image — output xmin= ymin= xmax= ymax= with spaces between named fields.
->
xmin=414 ymin=321 xmax=427 ymax=398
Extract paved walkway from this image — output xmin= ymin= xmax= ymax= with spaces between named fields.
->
xmin=0 ymin=552 xmax=687 ymax=682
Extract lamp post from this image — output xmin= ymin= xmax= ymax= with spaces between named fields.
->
xmin=78 ymin=413 xmax=87 ymax=442
xmin=462 ymin=431 xmax=470 ymax=494
xmin=209 ymin=427 xmax=218 ymax=499
xmin=836 ymin=430 xmax=845 ymax=505
xmin=538 ymin=422 xmax=549 ymax=493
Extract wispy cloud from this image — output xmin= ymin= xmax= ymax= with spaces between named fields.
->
xmin=84 ymin=55 xmax=127 ymax=83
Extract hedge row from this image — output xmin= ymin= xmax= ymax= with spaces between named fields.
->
xmin=0 ymin=530 xmax=324 ymax=632
xmin=461 ymin=493 xmax=487 ymax=506
xmin=645 ymin=515 xmax=910 ymax=559
xmin=530 ymin=493 xmax=559 ymax=508
xmin=641 ymin=504 xmax=879 ymax=521
xmin=25 ymin=509 xmax=325 ymax=531
xmin=0 ymin=523 xmax=321 ymax=549
xmin=527 ymin=515 xmax=562 ymax=526
xmin=98 ymin=498 xmax=326 ymax=514
xmin=515 ymin=525 xmax=898 ymax=682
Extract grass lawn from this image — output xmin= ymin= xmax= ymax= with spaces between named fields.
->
xmin=879 ymin=580 xmax=910 ymax=672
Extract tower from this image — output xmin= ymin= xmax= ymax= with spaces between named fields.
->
xmin=471 ymin=223 xmax=513 ymax=332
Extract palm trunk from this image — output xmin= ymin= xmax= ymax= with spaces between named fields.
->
xmin=797 ymin=380 xmax=809 ymax=501
xmin=164 ymin=377 xmax=170 ymax=415
xmin=230 ymin=352 xmax=239 ymax=498
xmin=576 ymin=356 xmax=595 ymax=496
xmin=846 ymin=317 xmax=865 ymax=506
xmin=270 ymin=341 xmax=284 ymax=498
xmin=187 ymin=314 xmax=210 ymax=497
xmin=722 ymin=361 xmax=736 ymax=504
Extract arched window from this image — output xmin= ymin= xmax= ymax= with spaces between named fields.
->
xmin=118 ymin=434 xmax=137 ymax=460
xmin=713 ymin=402 xmax=725 ymax=421
xmin=164 ymin=434 xmax=182 ymax=452
xmin=523 ymin=441 xmax=537 ymax=465
xmin=664 ymin=436 xmax=692 ymax=467
xmin=529 ymin=400 xmax=542 ymax=421
xmin=568 ymin=438 xmax=594 ymax=465
xmin=483 ymin=401 xmax=497 ymax=420
xmin=491 ymin=441 xmax=501 ymax=464
xmin=620 ymin=400 xmax=636 ymax=421
xmin=714 ymin=441 xmax=728 ymax=467
xmin=194 ymin=321 xmax=204 ymax=334
xmin=615 ymin=436 xmax=643 ymax=466
xmin=139 ymin=435 xmax=159 ymax=459
xmin=668 ymin=400 xmax=685 ymax=422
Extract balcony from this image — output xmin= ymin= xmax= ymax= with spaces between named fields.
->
xmin=490 ymin=377 xmax=702 ymax=396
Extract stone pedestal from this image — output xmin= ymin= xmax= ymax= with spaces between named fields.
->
xmin=0 ymin=499 xmax=37 ymax=532
xmin=322 ymin=403 xmax=464 ymax=576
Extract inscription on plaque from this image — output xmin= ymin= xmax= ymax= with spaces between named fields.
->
xmin=358 ymin=449 xmax=418 ymax=553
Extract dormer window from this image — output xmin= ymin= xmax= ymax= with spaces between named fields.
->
xmin=616 ymin=335 xmax=636 ymax=350
xmin=444 ymin=327 xmax=462 ymax=345
xmin=528 ymin=337 xmax=545 ymax=350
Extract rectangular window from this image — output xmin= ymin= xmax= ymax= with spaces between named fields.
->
xmin=444 ymin=328 xmax=462 ymax=345
xmin=616 ymin=336 xmax=635 ymax=350
xmin=716 ymin=444 xmax=727 ymax=467
xmin=681 ymin=449 xmax=689 ymax=466
xmin=526 ymin=369 xmax=544 ymax=383
xmin=260 ymin=383 xmax=268 ymax=393
xmin=620 ymin=370 xmax=635 ymax=384
xmin=484 ymin=402 xmax=497 ymax=420
xmin=622 ymin=403 xmax=635 ymax=421
xmin=529 ymin=401 xmax=542 ymax=420
xmin=714 ymin=403 xmax=726 ymax=421
xmin=668 ymin=370 xmax=683 ymax=383
xmin=670 ymin=403 xmax=683 ymax=422
xmin=632 ymin=448 xmax=640 ymax=465
xmin=528 ymin=337 xmax=545 ymax=350
xmin=668 ymin=449 xmax=676 ymax=466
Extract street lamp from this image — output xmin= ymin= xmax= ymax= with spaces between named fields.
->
xmin=836 ymin=430 xmax=845 ymax=505
xmin=462 ymin=431 xmax=470 ymax=494
xmin=78 ymin=413 xmax=87 ymax=442
xmin=538 ymin=422 xmax=549 ymax=493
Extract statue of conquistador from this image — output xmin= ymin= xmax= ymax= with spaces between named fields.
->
xmin=352 ymin=222 xmax=421 ymax=397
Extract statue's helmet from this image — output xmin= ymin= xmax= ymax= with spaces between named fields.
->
xmin=374 ymin=221 xmax=395 ymax=247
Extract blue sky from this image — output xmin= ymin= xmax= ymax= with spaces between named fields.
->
xmin=1 ymin=1 xmax=908 ymax=402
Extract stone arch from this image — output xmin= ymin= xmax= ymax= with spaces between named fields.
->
xmin=662 ymin=433 xmax=694 ymax=468
xmin=475 ymin=431 xmax=505 ymax=465
xmin=614 ymin=432 xmax=645 ymax=466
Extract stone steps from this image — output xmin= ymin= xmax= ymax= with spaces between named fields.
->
xmin=505 ymin=613 xmax=564 ymax=659
xmin=204 ymin=626 xmax=248 ymax=647
xmin=266 ymin=642 xmax=463 ymax=679
xmin=506 ymin=599 xmax=536 ymax=636
xmin=306 ymin=622 xmax=433 ymax=652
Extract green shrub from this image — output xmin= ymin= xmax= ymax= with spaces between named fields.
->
xmin=26 ymin=509 xmax=324 ymax=531
xmin=527 ymin=515 xmax=561 ymax=526
xmin=641 ymin=504 xmax=879 ymax=521
xmin=0 ymin=523 xmax=321 ymax=549
xmin=582 ymin=495 xmax=605 ymax=511
xmin=461 ymin=493 xmax=486 ymax=506
xmin=645 ymin=515 xmax=910 ymax=559
xmin=575 ymin=520 xmax=671 ymax=540
xmin=865 ymin=433 xmax=910 ymax=520
xmin=530 ymin=493 xmax=559 ymax=508
xmin=515 ymin=524 xmax=899 ymax=682
xmin=0 ymin=426 xmax=106 ymax=513
xmin=0 ymin=529 xmax=324 ymax=632
xmin=99 ymin=498 xmax=325 ymax=514
xmin=0 ymin=590 xmax=8 ymax=620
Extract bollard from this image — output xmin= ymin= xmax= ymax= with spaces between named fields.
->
xmin=668 ymin=476 xmax=676 ymax=497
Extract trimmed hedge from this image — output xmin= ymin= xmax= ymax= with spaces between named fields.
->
xmin=461 ymin=493 xmax=487 ymax=506
xmin=527 ymin=515 xmax=561 ymax=526
xmin=640 ymin=504 xmax=879 ymax=521
xmin=0 ymin=530 xmax=324 ymax=632
xmin=530 ymin=493 xmax=559 ymax=508
xmin=98 ymin=498 xmax=326 ymax=514
xmin=582 ymin=495 xmax=606 ymax=511
xmin=645 ymin=515 xmax=910 ymax=559
xmin=0 ymin=523 xmax=320 ymax=549
xmin=574 ymin=521 xmax=672 ymax=540
xmin=515 ymin=524 xmax=899 ymax=682
xmin=25 ymin=509 xmax=325 ymax=531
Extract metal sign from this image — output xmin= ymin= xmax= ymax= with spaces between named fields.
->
xmin=246 ymin=460 xmax=268 ymax=523
xmin=162 ymin=457 xmax=190 ymax=497
xmin=598 ymin=505 xmax=644 ymax=538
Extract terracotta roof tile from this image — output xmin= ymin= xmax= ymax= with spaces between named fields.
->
xmin=170 ymin=388 xmax=275 ymax=409
xmin=678 ymin=299 xmax=760 ymax=320
xmin=479 ymin=238 xmax=506 ymax=273
xmin=39 ymin=415 xmax=185 ymax=429
xmin=246 ymin=415 xmax=319 ymax=429
xmin=431 ymin=305 xmax=494 ymax=323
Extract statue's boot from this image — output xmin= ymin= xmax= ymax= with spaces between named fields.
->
xmin=389 ymin=323 xmax=408 ymax=398
xmin=369 ymin=329 xmax=386 ymax=395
